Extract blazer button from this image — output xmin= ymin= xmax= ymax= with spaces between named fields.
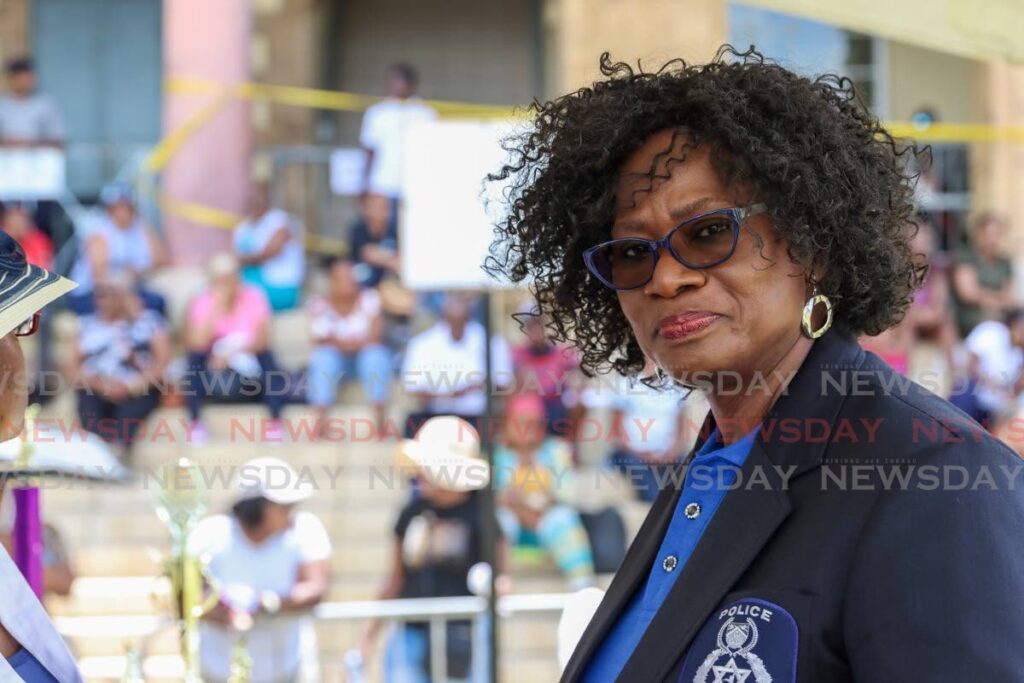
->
xmin=662 ymin=555 xmax=679 ymax=572
xmin=684 ymin=502 xmax=702 ymax=519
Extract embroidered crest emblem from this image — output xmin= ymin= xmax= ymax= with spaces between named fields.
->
xmin=692 ymin=617 xmax=771 ymax=683
xmin=678 ymin=598 xmax=798 ymax=683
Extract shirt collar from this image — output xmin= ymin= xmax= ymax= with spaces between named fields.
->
xmin=693 ymin=424 xmax=762 ymax=468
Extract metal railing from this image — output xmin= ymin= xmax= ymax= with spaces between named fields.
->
xmin=55 ymin=592 xmax=575 ymax=682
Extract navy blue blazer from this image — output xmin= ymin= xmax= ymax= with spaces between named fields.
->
xmin=562 ymin=329 xmax=1024 ymax=682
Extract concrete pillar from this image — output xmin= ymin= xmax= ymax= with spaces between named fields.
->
xmin=972 ymin=61 xmax=1024 ymax=301
xmin=975 ymin=62 xmax=1024 ymax=249
xmin=544 ymin=0 xmax=726 ymax=94
xmin=162 ymin=0 xmax=252 ymax=265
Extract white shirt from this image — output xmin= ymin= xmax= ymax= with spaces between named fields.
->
xmin=401 ymin=321 xmax=513 ymax=416
xmin=188 ymin=512 xmax=332 ymax=683
xmin=308 ymin=290 xmax=380 ymax=344
xmin=69 ymin=214 xmax=155 ymax=293
xmin=612 ymin=384 xmax=684 ymax=454
xmin=0 ymin=545 xmax=83 ymax=682
xmin=359 ymin=97 xmax=437 ymax=198
xmin=965 ymin=320 xmax=1024 ymax=413
xmin=233 ymin=208 xmax=305 ymax=289
xmin=0 ymin=94 xmax=63 ymax=142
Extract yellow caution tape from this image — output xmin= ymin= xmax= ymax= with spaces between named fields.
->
xmin=150 ymin=75 xmax=1024 ymax=254
xmin=158 ymin=196 xmax=239 ymax=230
xmin=143 ymin=90 xmax=234 ymax=174
xmin=165 ymin=76 xmax=1024 ymax=142
xmin=886 ymin=122 xmax=1024 ymax=144
xmin=159 ymin=195 xmax=348 ymax=256
xmin=166 ymin=76 xmax=519 ymax=119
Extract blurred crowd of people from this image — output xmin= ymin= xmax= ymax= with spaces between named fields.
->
xmin=4 ymin=54 xmax=1024 ymax=682
xmin=1 ymin=59 xmax=634 ymax=682
xmin=861 ymin=211 xmax=1024 ymax=445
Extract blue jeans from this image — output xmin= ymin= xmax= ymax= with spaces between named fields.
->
xmin=383 ymin=618 xmax=489 ymax=683
xmin=306 ymin=344 xmax=391 ymax=406
xmin=184 ymin=350 xmax=285 ymax=421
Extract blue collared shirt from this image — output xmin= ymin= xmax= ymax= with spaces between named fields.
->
xmin=582 ymin=425 xmax=760 ymax=682
xmin=8 ymin=648 xmax=60 ymax=682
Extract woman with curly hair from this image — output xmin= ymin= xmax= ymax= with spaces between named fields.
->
xmin=488 ymin=47 xmax=1024 ymax=682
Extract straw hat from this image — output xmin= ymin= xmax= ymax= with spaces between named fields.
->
xmin=398 ymin=416 xmax=490 ymax=492
xmin=0 ymin=232 xmax=75 ymax=338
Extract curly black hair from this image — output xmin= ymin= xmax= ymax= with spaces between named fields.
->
xmin=486 ymin=46 xmax=928 ymax=379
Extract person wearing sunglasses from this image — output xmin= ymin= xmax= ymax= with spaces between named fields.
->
xmin=0 ymin=231 xmax=81 ymax=680
xmin=488 ymin=47 xmax=1024 ymax=682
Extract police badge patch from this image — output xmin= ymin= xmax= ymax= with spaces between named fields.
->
xmin=678 ymin=598 xmax=798 ymax=683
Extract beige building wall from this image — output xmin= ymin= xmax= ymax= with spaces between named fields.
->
xmin=251 ymin=0 xmax=323 ymax=147
xmin=0 ymin=0 xmax=29 ymax=67
xmin=977 ymin=62 xmax=1024 ymax=256
xmin=544 ymin=0 xmax=727 ymax=94
xmin=335 ymin=0 xmax=542 ymax=108
xmin=886 ymin=41 xmax=985 ymax=123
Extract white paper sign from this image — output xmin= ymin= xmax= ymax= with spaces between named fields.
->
xmin=329 ymin=147 xmax=368 ymax=196
xmin=0 ymin=149 xmax=67 ymax=199
xmin=401 ymin=119 xmax=523 ymax=290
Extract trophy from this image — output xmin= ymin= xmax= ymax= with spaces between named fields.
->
xmin=152 ymin=457 xmax=217 ymax=682
xmin=228 ymin=635 xmax=254 ymax=683
xmin=152 ymin=457 xmax=252 ymax=682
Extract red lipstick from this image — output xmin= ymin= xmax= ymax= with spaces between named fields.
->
xmin=657 ymin=312 xmax=720 ymax=340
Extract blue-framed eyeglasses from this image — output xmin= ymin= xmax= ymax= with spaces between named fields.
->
xmin=583 ymin=203 xmax=768 ymax=291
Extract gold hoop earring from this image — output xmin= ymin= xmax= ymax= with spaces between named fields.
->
xmin=801 ymin=286 xmax=833 ymax=339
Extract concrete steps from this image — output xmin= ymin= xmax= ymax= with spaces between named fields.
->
xmin=31 ymin=392 xmax=647 ymax=681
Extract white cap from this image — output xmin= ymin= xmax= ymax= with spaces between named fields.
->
xmin=233 ymin=456 xmax=314 ymax=505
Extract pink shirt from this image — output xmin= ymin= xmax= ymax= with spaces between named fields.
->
xmin=188 ymin=284 xmax=271 ymax=347
xmin=511 ymin=344 xmax=580 ymax=398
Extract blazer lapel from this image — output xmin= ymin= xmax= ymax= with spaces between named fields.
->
xmin=616 ymin=443 xmax=791 ymax=682
xmin=560 ymin=430 xmax=715 ymax=683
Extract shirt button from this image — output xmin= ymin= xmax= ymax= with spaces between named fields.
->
xmin=662 ymin=555 xmax=678 ymax=572
xmin=684 ymin=502 xmax=702 ymax=519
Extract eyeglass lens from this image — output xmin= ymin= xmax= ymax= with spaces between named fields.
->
xmin=593 ymin=212 xmax=737 ymax=288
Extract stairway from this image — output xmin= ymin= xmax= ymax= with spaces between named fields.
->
xmin=31 ymin=290 xmax=652 ymax=681
xmin=35 ymin=398 xmax=648 ymax=682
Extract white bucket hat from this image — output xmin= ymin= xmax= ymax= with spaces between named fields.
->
xmin=234 ymin=456 xmax=314 ymax=505
xmin=0 ymin=232 xmax=76 ymax=338
xmin=398 ymin=416 xmax=491 ymax=492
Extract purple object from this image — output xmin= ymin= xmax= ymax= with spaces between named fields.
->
xmin=12 ymin=485 xmax=43 ymax=598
